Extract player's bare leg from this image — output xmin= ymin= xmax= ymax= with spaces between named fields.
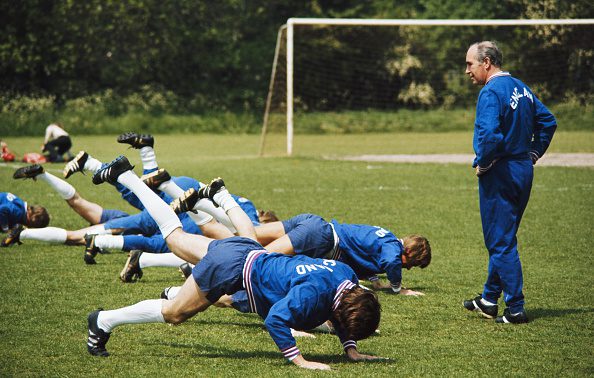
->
xmin=254 ymin=221 xmax=286 ymax=245
xmin=88 ymin=275 xmax=212 ymax=356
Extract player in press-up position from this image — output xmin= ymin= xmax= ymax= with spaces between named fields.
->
xmin=254 ymin=213 xmax=431 ymax=295
xmin=6 ymin=164 xmax=130 ymax=249
xmin=172 ymin=202 xmax=431 ymax=296
xmin=7 ymin=163 xmax=220 ymax=265
xmin=86 ymin=155 xmax=383 ymax=370
xmin=119 ymin=206 xmax=278 ymax=283
xmin=1 ymin=192 xmax=50 ymax=247
xmin=7 ymin=137 xmax=232 ymax=264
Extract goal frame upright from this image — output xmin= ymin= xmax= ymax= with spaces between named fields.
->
xmin=262 ymin=18 xmax=594 ymax=156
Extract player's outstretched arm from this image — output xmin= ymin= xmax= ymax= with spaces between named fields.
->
xmin=291 ymin=355 xmax=330 ymax=370
xmin=369 ymin=277 xmax=421 ymax=295
xmin=345 ymin=347 xmax=387 ymax=362
xmin=400 ymin=287 xmax=425 ymax=296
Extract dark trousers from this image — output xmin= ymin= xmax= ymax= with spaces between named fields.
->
xmin=43 ymin=135 xmax=72 ymax=162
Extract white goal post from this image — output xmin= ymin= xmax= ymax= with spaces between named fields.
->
xmin=260 ymin=18 xmax=594 ymax=156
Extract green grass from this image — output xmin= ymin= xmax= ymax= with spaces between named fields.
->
xmin=0 ymin=133 xmax=593 ymax=376
xmin=2 ymin=130 xmax=593 ymax=159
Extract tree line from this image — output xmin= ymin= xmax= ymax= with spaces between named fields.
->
xmin=1 ymin=0 xmax=592 ymax=114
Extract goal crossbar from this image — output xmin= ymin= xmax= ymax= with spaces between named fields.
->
xmin=288 ymin=18 xmax=594 ymax=26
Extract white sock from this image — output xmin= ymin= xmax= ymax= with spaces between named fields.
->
xmin=20 ymin=227 xmax=67 ymax=243
xmin=158 ymin=180 xmax=185 ymax=199
xmin=164 ymin=286 xmax=182 ymax=300
xmin=188 ymin=211 xmax=213 ymax=226
xmin=480 ymin=298 xmax=496 ymax=307
xmin=97 ymin=299 xmax=165 ymax=333
xmin=84 ymin=155 xmax=103 ymax=174
xmin=213 ymin=189 xmax=239 ymax=213
xmin=140 ymin=147 xmax=158 ymax=171
xmin=154 ymin=179 xmax=227 ymax=229
xmin=117 ymin=170 xmax=181 ymax=238
xmin=94 ymin=235 xmax=124 ymax=250
xmin=139 ymin=253 xmax=187 ymax=268
xmin=87 ymin=225 xmax=111 ymax=235
xmin=156 ymin=183 xmax=219 ymax=226
xmin=37 ymin=172 xmax=76 ymax=200
xmin=194 ymin=199 xmax=235 ymax=233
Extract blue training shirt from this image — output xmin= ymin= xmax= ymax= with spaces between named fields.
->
xmin=0 ymin=192 xmax=27 ymax=231
xmin=473 ymin=72 xmax=557 ymax=168
xmin=331 ymin=220 xmax=404 ymax=288
xmin=172 ymin=176 xmax=202 ymax=192
xmin=244 ymin=251 xmax=359 ymax=360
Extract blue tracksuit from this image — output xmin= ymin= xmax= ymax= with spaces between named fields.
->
xmin=473 ymin=72 xmax=556 ymax=312
xmin=0 ymin=192 xmax=27 ymax=232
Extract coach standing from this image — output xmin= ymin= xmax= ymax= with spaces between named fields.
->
xmin=462 ymin=41 xmax=557 ymax=324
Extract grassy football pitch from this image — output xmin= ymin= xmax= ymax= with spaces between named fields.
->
xmin=0 ymin=132 xmax=592 ymax=376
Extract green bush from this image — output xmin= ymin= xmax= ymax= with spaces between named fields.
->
xmin=0 ymin=91 xmax=591 ymax=136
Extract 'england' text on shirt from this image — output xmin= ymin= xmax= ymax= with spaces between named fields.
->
xmin=510 ymin=87 xmax=534 ymax=110
xmin=295 ymin=259 xmax=336 ymax=275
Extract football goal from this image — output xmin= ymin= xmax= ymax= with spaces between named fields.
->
xmin=259 ymin=18 xmax=594 ymax=156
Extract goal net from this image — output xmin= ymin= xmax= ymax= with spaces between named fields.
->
xmin=259 ymin=18 xmax=594 ymax=156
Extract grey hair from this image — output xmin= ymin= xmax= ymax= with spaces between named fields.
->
xmin=470 ymin=41 xmax=503 ymax=67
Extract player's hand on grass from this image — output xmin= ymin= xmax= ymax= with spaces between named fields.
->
xmin=346 ymin=348 xmax=388 ymax=362
xmin=292 ymin=355 xmax=331 ymax=370
xmin=400 ymin=288 xmax=425 ymax=296
xmin=290 ymin=329 xmax=316 ymax=338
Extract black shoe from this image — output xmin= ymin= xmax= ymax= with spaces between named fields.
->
xmin=92 ymin=155 xmax=134 ymax=185
xmin=13 ymin=164 xmax=44 ymax=180
xmin=160 ymin=287 xmax=171 ymax=299
xmin=119 ymin=250 xmax=143 ymax=282
xmin=117 ymin=132 xmax=154 ymax=149
xmin=197 ymin=177 xmax=226 ymax=207
xmin=1 ymin=224 xmax=24 ymax=247
xmin=141 ymin=169 xmax=171 ymax=191
xmin=170 ymin=188 xmax=199 ymax=214
xmin=87 ymin=309 xmax=111 ymax=357
xmin=63 ymin=151 xmax=89 ymax=179
xmin=84 ymin=234 xmax=100 ymax=265
xmin=496 ymin=308 xmax=529 ymax=324
xmin=179 ymin=263 xmax=192 ymax=279
xmin=463 ymin=294 xmax=498 ymax=319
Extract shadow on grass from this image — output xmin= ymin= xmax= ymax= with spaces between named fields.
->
xmin=149 ymin=341 xmax=394 ymax=364
xmin=529 ymin=307 xmax=594 ymax=320
xmin=189 ymin=319 xmax=264 ymax=329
